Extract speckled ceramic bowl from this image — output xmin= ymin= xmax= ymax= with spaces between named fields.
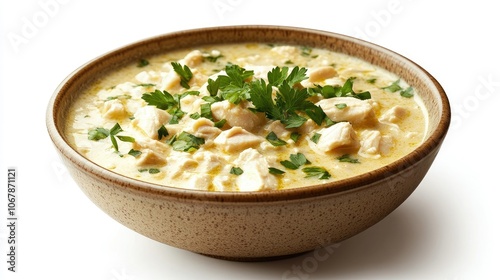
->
xmin=46 ymin=26 xmax=450 ymax=261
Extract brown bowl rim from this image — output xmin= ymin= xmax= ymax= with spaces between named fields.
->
xmin=46 ymin=25 xmax=450 ymax=203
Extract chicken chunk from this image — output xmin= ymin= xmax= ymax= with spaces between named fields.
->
xmin=358 ymin=130 xmax=393 ymax=158
xmin=183 ymin=173 xmax=211 ymax=190
xmin=232 ymin=148 xmax=278 ymax=191
xmin=380 ymin=105 xmax=409 ymax=123
xmin=132 ymin=137 xmax=170 ymax=166
xmin=213 ymin=126 xmax=264 ymax=153
xmin=301 ymin=66 xmax=338 ymax=88
xmin=179 ymin=50 xmax=204 ymax=68
xmin=132 ymin=106 xmax=170 ymax=139
xmin=314 ymin=122 xmax=359 ymax=153
xmin=316 ymin=97 xmax=377 ymax=125
xmin=102 ymin=99 xmax=127 ymax=120
xmin=211 ymin=100 xmax=266 ymax=132
xmin=188 ymin=118 xmax=221 ymax=140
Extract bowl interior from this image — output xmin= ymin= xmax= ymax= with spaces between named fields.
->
xmin=47 ymin=25 xmax=450 ymax=201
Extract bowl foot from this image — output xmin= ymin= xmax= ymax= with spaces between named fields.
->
xmin=198 ymin=250 xmax=310 ymax=262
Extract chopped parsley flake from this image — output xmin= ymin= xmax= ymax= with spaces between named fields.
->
xmin=269 ymin=167 xmax=285 ymax=175
xmin=280 ymin=153 xmax=310 ymax=170
xmin=337 ymin=154 xmax=360 ymax=163
xmin=230 ymin=167 xmax=244 ymax=175
xmin=171 ymin=62 xmax=193 ymax=89
xmin=137 ymin=58 xmax=149 ymax=67
xmin=302 ymin=166 xmax=331 ymax=179
xmin=266 ymin=131 xmax=287 ymax=146
xmin=169 ymin=131 xmax=205 ymax=152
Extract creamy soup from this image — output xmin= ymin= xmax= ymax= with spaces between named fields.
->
xmin=66 ymin=43 xmax=427 ymax=191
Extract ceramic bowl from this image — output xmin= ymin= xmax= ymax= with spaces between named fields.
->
xmin=46 ymin=25 xmax=450 ymax=261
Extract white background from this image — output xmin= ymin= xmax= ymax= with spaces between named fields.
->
xmin=1 ymin=0 xmax=499 ymax=279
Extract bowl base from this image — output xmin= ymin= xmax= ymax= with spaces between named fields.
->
xmin=198 ymin=250 xmax=310 ymax=262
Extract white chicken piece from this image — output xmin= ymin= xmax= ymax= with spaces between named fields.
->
xmin=316 ymin=97 xmax=377 ymax=125
xmin=314 ymin=122 xmax=359 ymax=152
xmin=161 ymin=70 xmax=181 ymax=91
xmin=167 ymin=152 xmax=198 ymax=179
xmin=271 ymin=45 xmax=299 ymax=57
xmin=183 ymin=173 xmax=211 ymax=190
xmin=211 ymin=100 xmax=266 ymax=132
xmin=132 ymin=106 xmax=170 ymax=139
xmin=178 ymin=50 xmax=204 ymax=68
xmin=135 ymin=71 xmax=162 ymax=85
xmin=188 ymin=118 xmax=221 ymax=140
xmin=358 ymin=130 xmax=393 ymax=159
xmin=213 ymin=126 xmax=264 ymax=153
xmin=232 ymin=148 xmax=278 ymax=191
xmin=193 ymin=150 xmax=224 ymax=173
xmin=380 ymin=105 xmax=408 ymax=123
xmin=132 ymin=137 xmax=169 ymax=166
xmin=300 ymin=66 xmax=338 ymax=88
xmin=266 ymin=120 xmax=290 ymax=139
xmin=102 ymin=99 xmax=127 ymax=120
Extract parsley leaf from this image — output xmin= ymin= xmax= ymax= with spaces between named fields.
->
xmin=280 ymin=153 xmax=310 ymax=170
xmin=230 ymin=167 xmax=244 ymax=175
xmin=335 ymin=103 xmax=347 ymax=109
xmin=148 ymin=168 xmax=161 ymax=174
xmin=142 ymin=90 xmax=177 ymax=110
xmin=266 ymin=132 xmax=287 ymax=146
xmin=158 ymin=125 xmax=169 ymax=140
xmin=171 ymin=62 xmax=193 ymax=89
xmin=269 ymin=167 xmax=285 ymax=175
xmin=128 ymin=149 xmax=142 ymax=157
xmin=302 ymin=166 xmax=331 ymax=179
xmin=137 ymin=58 xmax=149 ymax=67
xmin=88 ymin=127 xmax=109 ymax=141
xmin=88 ymin=123 xmax=135 ymax=153
xmin=116 ymin=135 xmax=135 ymax=143
xmin=169 ymin=131 xmax=205 ymax=152
xmin=382 ymin=79 xmax=403 ymax=92
xmin=290 ymin=132 xmax=301 ymax=143
xmin=310 ymin=78 xmax=371 ymax=100
xmin=310 ymin=133 xmax=321 ymax=144
xmin=337 ymin=154 xmax=360 ymax=163
xmin=400 ymin=86 xmax=414 ymax=98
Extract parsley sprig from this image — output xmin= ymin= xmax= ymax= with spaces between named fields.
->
xmin=302 ymin=166 xmax=331 ymax=179
xmin=250 ymin=66 xmax=326 ymax=128
xmin=88 ymin=123 xmax=135 ymax=153
xmin=206 ymin=64 xmax=254 ymax=104
xmin=141 ymin=90 xmax=199 ymax=124
xmin=168 ymin=131 xmax=205 ymax=152
xmin=309 ymin=77 xmax=371 ymax=100
xmin=171 ymin=62 xmax=193 ymax=89
xmin=382 ymin=79 xmax=414 ymax=98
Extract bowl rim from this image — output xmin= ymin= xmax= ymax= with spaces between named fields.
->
xmin=46 ymin=25 xmax=450 ymax=203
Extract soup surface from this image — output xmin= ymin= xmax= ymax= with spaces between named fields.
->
xmin=66 ymin=43 xmax=427 ymax=191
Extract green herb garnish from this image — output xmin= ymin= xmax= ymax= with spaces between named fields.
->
xmin=400 ymin=87 xmax=414 ymax=98
xmin=171 ymin=62 xmax=193 ymax=89
xmin=137 ymin=58 xmax=149 ymax=67
xmin=230 ymin=167 xmax=244 ymax=175
xmin=128 ymin=149 xmax=142 ymax=157
xmin=302 ymin=166 xmax=331 ymax=179
xmin=169 ymin=131 xmax=205 ymax=152
xmin=280 ymin=153 xmax=310 ymax=170
xmin=88 ymin=123 xmax=134 ymax=153
xmin=382 ymin=79 xmax=403 ymax=92
xmin=269 ymin=167 xmax=285 ymax=175
xmin=337 ymin=154 xmax=360 ymax=163
xmin=266 ymin=131 xmax=287 ymax=146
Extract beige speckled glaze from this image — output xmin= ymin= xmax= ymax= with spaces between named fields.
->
xmin=46 ymin=26 xmax=450 ymax=261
